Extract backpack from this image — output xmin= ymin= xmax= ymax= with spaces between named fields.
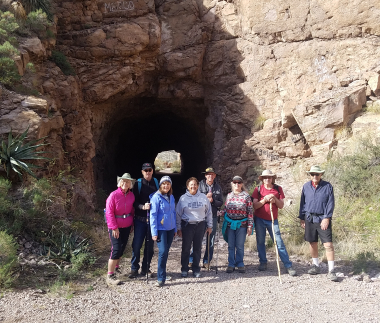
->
xmin=137 ymin=177 xmax=159 ymax=193
xmin=256 ymin=184 xmax=281 ymax=200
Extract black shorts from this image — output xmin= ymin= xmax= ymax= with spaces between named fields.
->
xmin=304 ymin=220 xmax=332 ymax=243
xmin=108 ymin=227 xmax=131 ymax=259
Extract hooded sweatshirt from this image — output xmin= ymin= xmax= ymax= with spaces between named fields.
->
xmin=149 ymin=191 xmax=177 ymax=237
xmin=176 ymin=190 xmax=213 ymax=230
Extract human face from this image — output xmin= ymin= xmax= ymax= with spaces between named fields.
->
xmin=160 ymin=181 xmax=171 ymax=194
xmin=205 ymin=172 xmax=216 ymax=185
xmin=187 ymin=180 xmax=199 ymax=195
xmin=262 ymin=176 xmax=273 ymax=187
xmin=232 ymin=181 xmax=243 ymax=193
xmin=142 ymin=168 xmax=153 ymax=181
xmin=310 ymin=173 xmax=322 ymax=185
xmin=120 ymin=180 xmax=131 ymax=192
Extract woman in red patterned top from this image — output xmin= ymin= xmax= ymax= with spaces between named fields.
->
xmin=223 ymin=176 xmax=253 ymax=273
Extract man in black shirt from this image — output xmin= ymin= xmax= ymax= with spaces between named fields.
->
xmin=129 ymin=163 xmax=159 ymax=278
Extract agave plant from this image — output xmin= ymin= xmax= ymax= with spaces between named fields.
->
xmin=20 ymin=0 xmax=52 ymax=20
xmin=0 ymin=127 xmax=49 ymax=178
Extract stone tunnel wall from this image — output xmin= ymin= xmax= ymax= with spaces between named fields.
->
xmin=1 ymin=0 xmax=380 ymax=200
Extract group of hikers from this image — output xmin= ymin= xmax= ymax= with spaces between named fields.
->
xmin=104 ymin=163 xmax=338 ymax=287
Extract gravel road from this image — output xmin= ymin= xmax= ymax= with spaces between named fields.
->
xmin=1 ymin=237 xmax=379 ymax=323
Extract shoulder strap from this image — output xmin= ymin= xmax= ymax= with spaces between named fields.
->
xmin=257 ymin=185 xmax=261 ymax=200
xmin=137 ymin=178 xmax=142 ymax=194
xmin=153 ymin=177 xmax=159 ymax=190
xmin=273 ymin=184 xmax=280 ymax=195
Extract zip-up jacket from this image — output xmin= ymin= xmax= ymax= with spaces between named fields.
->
xmin=106 ymin=187 xmax=135 ymax=230
xmin=133 ymin=177 xmax=159 ymax=218
xmin=199 ymin=179 xmax=223 ymax=217
xmin=176 ymin=190 xmax=213 ymax=230
xmin=149 ymin=191 xmax=177 ymax=237
xmin=298 ymin=180 xmax=335 ymax=223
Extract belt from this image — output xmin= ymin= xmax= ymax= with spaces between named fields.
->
xmin=182 ymin=220 xmax=205 ymax=225
xmin=115 ymin=213 xmax=131 ymax=219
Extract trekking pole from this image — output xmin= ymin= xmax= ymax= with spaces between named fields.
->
xmin=270 ymin=203 xmax=282 ymax=284
xmin=207 ymin=232 xmax=210 ymax=271
xmin=146 ymin=210 xmax=150 ymax=284
xmin=215 ymin=210 xmax=221 ymax=275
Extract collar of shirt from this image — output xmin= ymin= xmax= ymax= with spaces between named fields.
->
xmin=311 ymin=180 xmax=318 ymax=188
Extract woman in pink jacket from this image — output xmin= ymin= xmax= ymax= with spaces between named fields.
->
xmin=105 ymin=173 xmax=135 ymax=285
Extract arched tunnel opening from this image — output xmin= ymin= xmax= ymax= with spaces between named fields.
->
xmin=94 ymin=98 xmax=212 ymax=200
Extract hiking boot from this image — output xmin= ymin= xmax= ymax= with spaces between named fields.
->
xmin=238 ymin=266 xmax=246 ymax=273
xmin=141 ymin=269 xmax=155 ymax=278
xmin=181 ymin=271 xmax=188 ymax=278
xmin=287 ymin=267 xmax=297 ymax=277
xmin=106 ymin=274 xmax=121 ymax=286
xmin=193 ymin=272 xmax=201 ymax=278
xmin=115 ymin=267 xmax=122 ymax=275
xmin=308 ymin=264 xmax=321 ymax=275
xmin=155 ymin=281 xmax=164 ymax=287
xmin=258 ymin=263 xmax=267 ymax=271
xmin=327 ymin=269 xmax=339 ymax=282
xmin=128 ymin=270 xmax=138 ymax=279
xmin=226 ymin=266 xmax=235 ymax=273
xmin=165 ymin=276 xmax=172 ymax=281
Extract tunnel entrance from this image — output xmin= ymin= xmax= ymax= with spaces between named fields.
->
xmin=94 ymin=98 xmax=211 ymax=200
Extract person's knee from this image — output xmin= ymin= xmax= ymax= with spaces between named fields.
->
xmin=324 ymin=243 xmax=334 ymax=252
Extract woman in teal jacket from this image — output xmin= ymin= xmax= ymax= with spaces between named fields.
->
xmin=150 ymin=176 xmax=176 ymax=287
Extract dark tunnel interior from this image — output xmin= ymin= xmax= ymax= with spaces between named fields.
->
xmin=95 ymin=100 xmax=211 ymax=200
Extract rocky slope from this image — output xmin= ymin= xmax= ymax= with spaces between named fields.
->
xmin=1 ymin=0 xmax=380 ymax=199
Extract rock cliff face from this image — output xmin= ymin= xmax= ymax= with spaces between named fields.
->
xmin=1 ymin=0 xmax=380 ymax=199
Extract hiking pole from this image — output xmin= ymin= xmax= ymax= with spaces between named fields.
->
xmin=270 ymin=203 xmax=282 ymax=284
xmin=207 ymin=232 xmax=210 ymax=271
xmin=146 ymin=209 xmax=150 ymax=284
xmin=215 ymin=210 xmax=221 ymax=275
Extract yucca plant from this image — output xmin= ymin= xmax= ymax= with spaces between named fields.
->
xmin=20 ymin=0 xmax=52 ymax=21
xmin=0 ymin=127 xmax=49 ymax=178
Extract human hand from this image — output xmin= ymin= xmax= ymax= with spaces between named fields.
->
xmin=152 ymin=236 xmax=157 ymax=241
xmin=130 ymin=225 xmax=134 ymax=233
xmin=320 ymin=218 xmax=330 ymax=230
xmin=300 ymin=220 xmax=305 ymax=229
xmin=177 ymin=230 xmax=182 ymax=238
xmin=143 ymin=203 xmax=151 ymax=210
xmin=206 ymin=227 xmax=213 ymax=234
xmin=112 ymin=228 xmax=119 ymax=239
xmin=247 ymin=227 xmax=252 ymax=235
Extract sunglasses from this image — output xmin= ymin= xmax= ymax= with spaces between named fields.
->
xmin=309 ymin=173 xmax=321 ymax=177
xmin=233 ymin=181 xmax=242 ymax=184
xmin=144 ymin=169 xmax=153 ymax=172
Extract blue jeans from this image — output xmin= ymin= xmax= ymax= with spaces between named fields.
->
xmin=189 ymin=217 xmax=217 ymax=265
xmin=254 ymin=217 xmax=292 ymax=268
xmin=226 ymin=226 xmax=247 ymax=268
xmin=156 ymin=229 xmax=175 ymax=282
xmin=131 ymin=219 xmax=154 ymax=272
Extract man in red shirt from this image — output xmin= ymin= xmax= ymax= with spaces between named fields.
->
xmin=252 ymin=170 xmax=296 ymax=276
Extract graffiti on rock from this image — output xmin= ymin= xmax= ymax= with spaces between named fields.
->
xmin=105 ymin=1 xmax=134 ymax=12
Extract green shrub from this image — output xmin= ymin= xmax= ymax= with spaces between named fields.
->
xmin=50 ymin=50 xmax=75 ymax=76
xmin=0 ymin=231 xmax=18 ymax=288
xmin=0 ymin=40 xmax=18 ymax=57
xmin=0 ymin=11 xmax=19 ymax=42
xmin=26 ymin=9 xmax=50 ymax=32
xmin=171 ymin=160 xmax=181 ymax=173
xmin=0 ymin=56 xmax=20 ymax=85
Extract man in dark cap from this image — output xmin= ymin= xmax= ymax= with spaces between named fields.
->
xmin=129 ymin=163 xmax=159 ymax=278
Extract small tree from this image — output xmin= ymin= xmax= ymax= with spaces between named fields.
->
xmin=0 ymin=127 xmax=49 ymax=179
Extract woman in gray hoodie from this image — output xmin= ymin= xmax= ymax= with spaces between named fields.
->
xmin=176 ymin=177 xmax=213 ymax=278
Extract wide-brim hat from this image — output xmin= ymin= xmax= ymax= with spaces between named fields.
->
xmin=306 ymin=165 xmax=325 ymax=174
xmin=117 ymin=173 xmax=135 ymax=185
xmin=202 ymin=167 xmax=217 ymax=175
xmin=258 ymin=170 xmax=277 ymax=181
